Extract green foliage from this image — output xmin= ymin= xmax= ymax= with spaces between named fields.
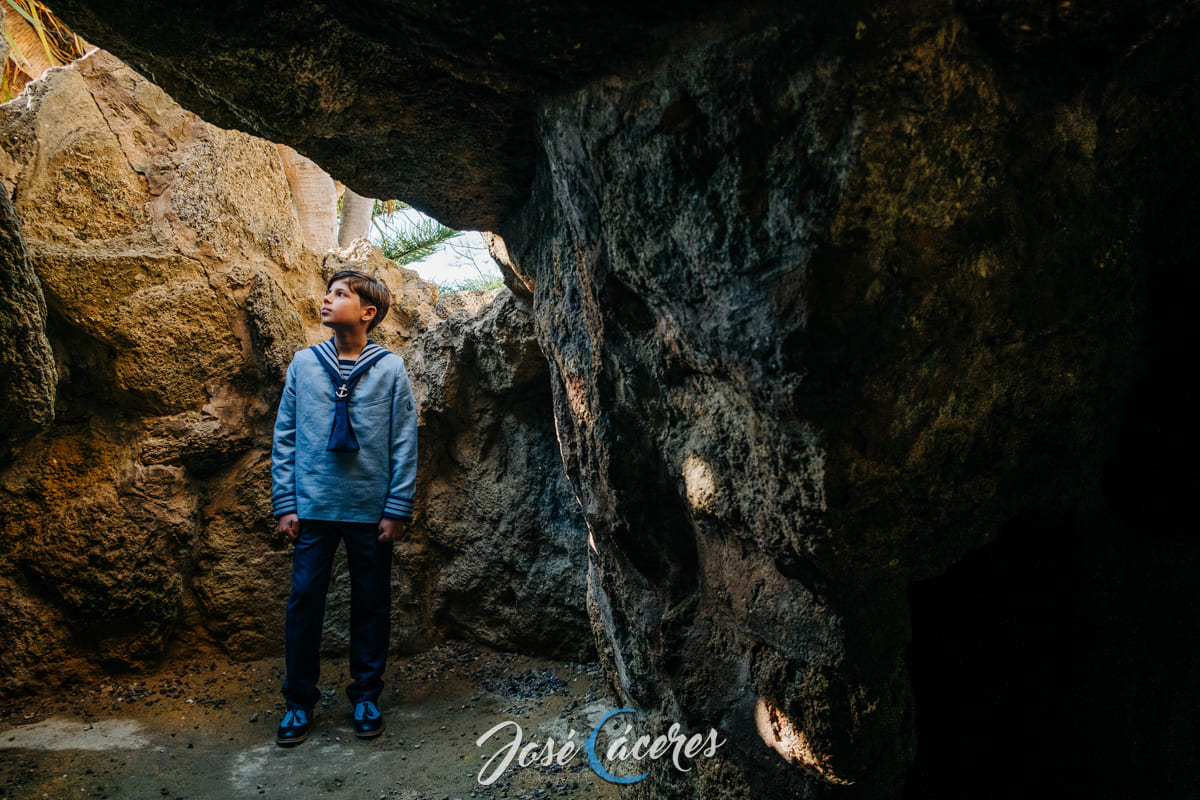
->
xmin=377 ymin=218 xmax=459 ymax=266
xmin=371 ymin=202 xmax=459 ymax=267
xmin=437 ymin=273 xmax=505 ymax=295
xmin=370 ymin=201 xmax=505 ymax=293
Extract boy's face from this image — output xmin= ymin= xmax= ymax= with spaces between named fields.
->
xmin=321 ymin=279 xmax=376 ymax=330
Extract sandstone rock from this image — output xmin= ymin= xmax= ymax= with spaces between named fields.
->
xmin=0 ymin=49 xmax=591 ymax=692
xmin=0 ymin=53 xmax=322 ymax=682
xmin=185 ymin=451 xmax=288 ymax=659
xmin=433 ymin=288 xmax=498 ymax=320
xmin=0 ymin=575 xmax=83 ymax=696
xmin=245 ymin=271 xmax=305 ymax=387
xmin=0 ymin=51 xmax=309 ymax=415
xmin=1 ymin=423 xmax=190 ymax=671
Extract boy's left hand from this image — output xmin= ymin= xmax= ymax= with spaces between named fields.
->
xmin=378 ymin=517 xmax=408 ymax=542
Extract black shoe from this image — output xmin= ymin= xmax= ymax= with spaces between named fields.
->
xmin=353 ymin=700 xmax=384 ymax=738
xmin=276 ymin=708 xmax=310 ymax=746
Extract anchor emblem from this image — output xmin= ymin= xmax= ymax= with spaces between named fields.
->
xmin=335 ymin=384 xmax=349 ymax=399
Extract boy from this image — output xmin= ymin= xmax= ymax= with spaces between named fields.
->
xmin=270 ymin=269 xmax=418 ymax=746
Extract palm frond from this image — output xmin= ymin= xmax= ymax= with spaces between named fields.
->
xmin=373 ymin=209 xmax=459 ymax=267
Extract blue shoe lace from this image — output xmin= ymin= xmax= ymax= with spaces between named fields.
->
xmin=354 ymin=701 xmax=380 ymax=722
xmin=282 ymin=709 xmax=307 ymax=727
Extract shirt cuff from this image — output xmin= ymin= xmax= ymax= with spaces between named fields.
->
xmin=273 ymin=492 xmax=298 ymax=518
xmin=383 ymin=495 xmax=413 ymax=520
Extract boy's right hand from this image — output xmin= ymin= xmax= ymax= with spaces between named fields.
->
xmin=278 ymin=513 xmax=300 ymax=541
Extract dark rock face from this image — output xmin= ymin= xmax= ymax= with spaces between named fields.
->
xmin=499 ymin=4 xmax=1166 ymax=791
xmin=410 ymin=291 xmax=592 ymax=659
xmin=0 ymin=185 xmax=56 ymax=457
xmin=504 ymin=19 xmax=915 ymax=794
xmin=33 ymin=0 xmax=1200 ymax=796
xmin=47 ymin=0 xmax=746 ymax=230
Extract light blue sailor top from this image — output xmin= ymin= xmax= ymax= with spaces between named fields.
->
xmin=271 ymin=339 xmax=417 ymax=522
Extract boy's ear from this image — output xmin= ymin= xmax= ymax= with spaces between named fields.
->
xmin=361 ymin=304 xmax=378 ymax=324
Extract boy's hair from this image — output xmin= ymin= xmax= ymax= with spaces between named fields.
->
xmin=327 ymin=270 xmax=391 ymax=330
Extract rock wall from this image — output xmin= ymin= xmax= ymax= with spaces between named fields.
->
xmin=17 ymin=0 xmax=1200 ymax=796
xmin=0 ymin=177 xmax=55 ymax=458
xmin=0 ymin=51 xmax=591 ymax=694
xmin=500 ymin=6 xmax=1155 ymax=795
xmin=516 ymin=5 xmax=1195 ymax=793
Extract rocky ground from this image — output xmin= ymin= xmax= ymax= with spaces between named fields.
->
xmin=0 ymin=643 xmax=622 ymax=800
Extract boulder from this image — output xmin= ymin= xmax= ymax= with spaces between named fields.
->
xmin=409 ymin=290 xmax=591 ymax=658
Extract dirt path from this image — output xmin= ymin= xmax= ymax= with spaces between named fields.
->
xmin=0 ymin=643 xmax=623 ymax=800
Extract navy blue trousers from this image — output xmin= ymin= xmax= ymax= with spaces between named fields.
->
xmin=283 ymin=519 xmax=393 ymax=711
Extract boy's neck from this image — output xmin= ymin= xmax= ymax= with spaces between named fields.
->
xmin=332 ymin=327 xmax=370 ymax=361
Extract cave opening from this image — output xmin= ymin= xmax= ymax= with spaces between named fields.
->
xmin=364 ymin=202 xmax=505 ymax=298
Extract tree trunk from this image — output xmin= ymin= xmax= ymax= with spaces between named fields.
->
xmin=338 ymin=188 xmax=374 ymax=247
xmin=276 ymin=144 xmax=337 ymax=252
